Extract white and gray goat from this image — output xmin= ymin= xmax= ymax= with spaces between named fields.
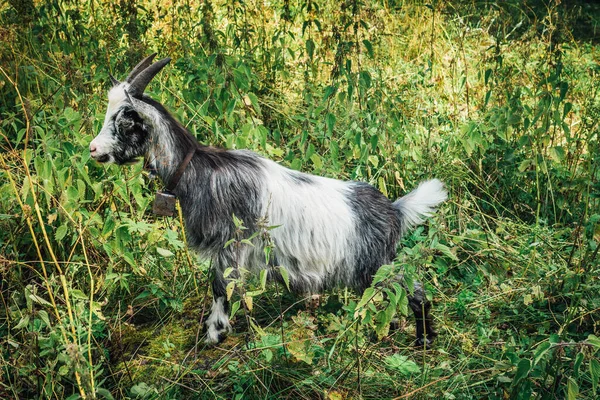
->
xmin=90 ymin=54 xmax=447 ymax=345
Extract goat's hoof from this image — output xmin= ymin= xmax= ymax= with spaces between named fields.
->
xmin=414 ymin=336 xmax=435 ymax=348
xmin=389 ymin=318 xmax=401 ymax=332
xmin=205 ymin=321 xmax=232 ymax=345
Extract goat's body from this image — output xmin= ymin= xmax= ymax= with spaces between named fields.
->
xmin=90 ymin=56 xmax=447 ymax=346
xmin=178 ymin=148 xmax=403 ymax=294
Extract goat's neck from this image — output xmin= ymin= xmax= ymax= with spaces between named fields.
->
xmin=146 ymin=119 xmax=196 ymax=194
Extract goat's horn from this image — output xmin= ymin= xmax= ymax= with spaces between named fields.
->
xmin=127 ymin=57 xmax=171 ymax=98
xmin=125 ymin=53 xmax=157 ymax=83
xmin=109 ymin=73 xmax=120 ymax=86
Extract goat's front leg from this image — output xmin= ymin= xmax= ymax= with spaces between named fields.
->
xmin=205 ymin=269 xmax=232 ymax=344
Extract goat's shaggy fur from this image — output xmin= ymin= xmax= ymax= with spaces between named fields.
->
xmin=90 ymin=55 xmax=447 ymax=345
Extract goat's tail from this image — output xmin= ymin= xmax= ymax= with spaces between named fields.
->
xmin=393 ymin=179 xmax=447 ymax=232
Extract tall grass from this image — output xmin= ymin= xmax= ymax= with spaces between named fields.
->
xmin=1 ymin=0 xmax=599 ymax=398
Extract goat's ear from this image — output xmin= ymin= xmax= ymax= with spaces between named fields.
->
xmin=123 ymin=89 xmax=134 ymax=104
xmin=109 ymin=74 xmax=120 ymax=87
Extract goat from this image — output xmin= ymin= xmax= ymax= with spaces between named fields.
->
xmin=89 ymin=54 xmax=448 ymax=346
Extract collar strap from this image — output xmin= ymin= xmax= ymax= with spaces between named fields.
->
xmin=166 ymin=147 xmax=197 ymax=192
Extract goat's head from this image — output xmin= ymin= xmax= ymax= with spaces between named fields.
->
xmin=89 ymin=54 xmax=170 ymax=164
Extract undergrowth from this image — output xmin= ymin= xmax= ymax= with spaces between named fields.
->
xmin=1 ymin=0 xmax=599 ymax=399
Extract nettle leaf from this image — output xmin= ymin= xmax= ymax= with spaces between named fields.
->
xmin=431 ymin=241 xmax=458 ymax=261
xmin=95 ymin=387 xmax=115 ymax=400
xmin=260 ymin=269 xmax=268 ymax=291
xmin=70 ymin=289 xmax=88 ymax=300
xmin=14 ymin=315 xmax=30 ymax=330
xmin=373 ymin=264 xmax=394 ymax=286
xmin=156 ymin=247 xmax=174 ymax=257
xmin=384 ymin=354 xmax=420 ymax=376
xmin=55 ymin=224 xmax=68 ymax=242
xmin=533 ymin=341 xmax=551 ymax=365
xmin=278 ymin=266 xmax=291 ymax=291
xmin=230 ymin=300 xmax=241 ymax=320
xmin=567 ymin=377 xmax=579 ymax=400
xmin=512 ymin=358 xmax=531 ymax=387
xmin=356 ymin=287 xmax=375 ymax=311
xmin=326 ymin=113 xmax=336 ymax=136
xmin=38 ymin=310 xmax=51 ymax=327
xmin=587 ymin=334 xmax=600 ymax=350
xmin=374 ymin=306 xmax=395 ymax=339
xmin=29 ymin=293 xmax=52 ymax=306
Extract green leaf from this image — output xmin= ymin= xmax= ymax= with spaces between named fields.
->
xmin=587 ymin=334 xmax=600 ymax=350
xmin=247 ymin=92 xmax=261 ymax=114
xmin=38 ymin=310 xmax=51 ymax=327
xmin=278 ymin=266 xmax=291 ymax=291
xmin=306 ymin=39 xmax=315 ymax=59
xmin=96 ymin=388 xmax=115 ymax=400
xmin=359 ymin=71 xmax=371 ymax=88
xmin=533 ymin=341 xmax=551 ymax=365
xmin=230 ymin=300 xmax=241 ymax=319
xmin=326 ymin=113 xmax=336 ymax=136
xmin=384 ymin=354 xmax=420 ymax=376
xmin=590 ymin=358 xmax=600 ymax=395
xmin=70 ymin=289 xmax=88 ymax=300
xmin=512 ymin=358 xmax=531 ymax=386
xmin=356 ymin=287 xmax=375 ymax=310
xmin=323 ymin=85 xmax=337 ymax=101
xmin=431 ymin=241 xmax=458 ymax=261
xmin=156 ymin=247 xmax=174 ymax=257
xmin=373 ymin=264 xmax=394 ymax=286
xmin=131 ymin=382 xmax=154 ymax=397
xmin=262 ymin=349 xmax=273 ymax=362
xmin=484 ymin=68 xmax=492 ymax=85
xmin=362 ymin=39 xmax=374 ymax=58
xmin=518 ymin=159 xmax=533 ymax=172
xmin=260 ymin=269 xmax=268 ymax=291
xmin=573 ymin=352 xmax=584 ymax=378
xmin=549 ymin=146 xmax=565 ymax=163
xmin=29 ymin=294 xmax=52 ymax=306
xmin=55 ymin=224 xmax=68 ymax=242
xmin=14 ymin=315 xmax=30 ymax=330
xmin=559 ymin=81 xmax=569 ymax=102
xmin=397 ymin=288 xmax=408 ymax=316
xmin=567 ymin=377 xmax=578 ymax=400
xmin=310 ymin=153 xmax=323 ymax=170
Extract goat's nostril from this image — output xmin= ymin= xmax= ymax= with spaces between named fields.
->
xmin=90 ymin=145 xmax=97 ymax=154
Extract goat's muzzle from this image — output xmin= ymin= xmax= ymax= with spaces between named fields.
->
xmin=90 ymin=145 xmax=109 ymax=163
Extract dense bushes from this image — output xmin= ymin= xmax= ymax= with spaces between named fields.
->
xmin=1 ymin=0 xmax=599 ymax=398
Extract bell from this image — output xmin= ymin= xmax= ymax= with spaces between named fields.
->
xmin=153 ymin=191 xmax=177 ymax=216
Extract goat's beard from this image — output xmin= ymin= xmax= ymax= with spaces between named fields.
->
xmin=116 ymin=156 xmax=142 ymax=166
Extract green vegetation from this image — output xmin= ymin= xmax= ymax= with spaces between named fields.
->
xmin=1 ymin=0 xmax=599 ymax=398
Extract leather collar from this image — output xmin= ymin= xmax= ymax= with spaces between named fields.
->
xmin=166 ymin=147 xmax=197 ymax=193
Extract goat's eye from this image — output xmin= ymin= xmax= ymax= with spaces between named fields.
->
xmin=123 ymin=109 xmax=139 ymax=120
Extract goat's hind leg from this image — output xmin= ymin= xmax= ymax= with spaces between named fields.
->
xmin=407 ymin=281 xmax=436 ymax=347
xmin=205 ymin=270 xmax=232 ymax=344
xmin=388 ymin=274 xmax=436 ymax=347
